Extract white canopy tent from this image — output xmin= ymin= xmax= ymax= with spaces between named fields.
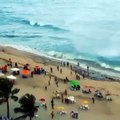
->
xmin=7 ymin=75 xmax=17 ymax=80
xmin=11 ymin=68 xmax=20 ymax=71
xmin=67 ymin=96 xmax=76 ymax=103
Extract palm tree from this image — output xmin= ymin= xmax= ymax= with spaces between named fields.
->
xmin=0 ymin=77 xmax=20 ymax=118
xmin=14 ymin=93 xmax=39 ymax=120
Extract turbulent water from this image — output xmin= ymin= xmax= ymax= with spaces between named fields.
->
xmin=0 ymin=0 xmax=120 ymax=71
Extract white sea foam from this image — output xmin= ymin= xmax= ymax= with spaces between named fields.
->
xmin=114 ymin=67 xmax=120 ymax=72
xmin=100 ymin=63 xmax=111 ymax=69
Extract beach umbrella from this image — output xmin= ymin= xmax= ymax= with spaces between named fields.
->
xmin=7 ymin=75 xmax=17 ymax=80
xmin=55 ymin=106 xmax=64 ymax=111
xmin=69 ymin=80 xmax=79 ymax=86
xmin=67 ymin=96 xmax=75 ymax=101
xmin=35 ymin=66 xmax=40 ymax=68
xmin=11 ymin=68 xmax=20 ymax=71
xmin=39 ymin=98 xmax=46 ymax=102
xmin=21 ymin=69 xmax=30 ymax=75
xmin=0 ymin=72 xmax=5 ymax=76
xmin=83 ymin=101 xmax=89 ymax=104
xmin=80 ymin=100 xmax=89 ymax=105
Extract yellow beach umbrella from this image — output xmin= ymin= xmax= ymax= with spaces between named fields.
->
xmin=55 ymin=106 xmax=64 ymax=111
xmin=83 ymin=101 xmax=89 ymax=104
xmin=80 ymin=100 xmax=89 ymax=105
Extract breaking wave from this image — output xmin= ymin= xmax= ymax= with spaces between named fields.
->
xmin=14 ymin=18 xmax=68 ymax=32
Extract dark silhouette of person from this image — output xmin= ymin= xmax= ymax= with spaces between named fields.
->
xmin=54 ymin=77 xmax=57 ymax=82
xmin=92 ymin=97 xmax=95 ymax=104
xmin=51 ymin=103 xmax=54 ymax=109
xmin=89 ymin=89 xmax=91 ymax=93
xmin=44 ymin=104 xmax=47 ymax=110
xmin=50 ymin=67 xmax=53 ymax=73
xmin=51 ymin=111 xmax=54 ymax=119
xmin=77 ymin=85 xmax=80 ymax=90
xmin=31 ymin=71 xmax=34 ymax=78
xmin=87 ymin=66 xmax=89 ymax=77
xmin=61 ymin=94 xmax=64 ymax=103
xmin=64 ymin=89 xmax=67 ymax=95
xmin=45 ymin=86 xmax=47 ymax=91
xmin=63 ymin=62 xmax=65 ymax=67
xmin=51 ymin=99 xmax=54 ymax=105
xmin=60 ymin=69 xmax=62 ymax=74
xmin=66 ymin=77 xmax=69 ymax=82
xmin=57 ymin=65 xmax=59 ymax=71
xmin=15 ymin=62 xmax=18 ymax=68
xmin=48 ymin=80 xmax=51 ymax=85
xmin=67 ymin=62 xmax=69 ymax=67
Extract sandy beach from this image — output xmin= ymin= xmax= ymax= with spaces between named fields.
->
xmin=0 ymin=46 xmax=120 ymax=120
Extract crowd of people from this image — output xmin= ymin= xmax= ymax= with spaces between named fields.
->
xmin=0 ymin=58 xmax=113 ymax=120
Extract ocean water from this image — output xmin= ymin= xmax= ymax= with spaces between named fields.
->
xmin=0 ymin=0 xmax=120 ymax=71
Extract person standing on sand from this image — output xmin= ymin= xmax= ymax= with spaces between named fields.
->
xmin=45 ymin=86 xmax=47 ymax=91
xmin=64 ymin=79 xmax=66 ymax=84
xmin=63 ymin=62 xmax=65 ymax=67
xmin=66 ymin=77 xmax=69 ymax=82
xmin=48 ymin=80 xmax=51 ymax=85
xmin=64 ymin=89 xmax=67 ymax=95
xmin=92 ymin=97 xmax=95 ymax=104
xmin=51 ymin=98 xmax=54 ymax=104
xmin=61 ymin=94 xmax=64 ymax=103
xmin=54 ymin=76 xmax=57 ymax=81
xmin=51 ymin=99 xmax=54 ymax=109
xmin=60 ymin=69 xmax=62 ymax=74
xmin=31 ymin=71 xmax=34 ymax=78
xmin=51 ymin=103 xmax=54 ymax=109
xmin=15 ymin=62 xmax=18 ymax=68
xmin=57 ymin=65 xmax=59 ymax=71
xmin=44 ymin=103 xmax=47 ymax=110
xmin=67 ymin=62 xmax=69 ymax=67
xmin=51 ymin=111 xmax=54 ymax=119
xmin=89 ymin=89 xmax=91 ymax=93
xmin=87 ymin=65 xmax=89 ymax=77
xmin=50 ymin=67 xmax=53 ymax=73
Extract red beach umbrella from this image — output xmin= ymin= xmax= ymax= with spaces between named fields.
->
xmin=21 ymin=70 xmax=30 ymax=75
xmin=39 ymin=98 xmax=45 ymax=102
xmin=35 ymin=66 xmax=40 ymax=68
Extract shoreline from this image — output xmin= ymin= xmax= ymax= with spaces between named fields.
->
xmin=0 ymin=45 xmax=120 ymax=80
xmin=1 ymin=44 xmax=120 ymax=72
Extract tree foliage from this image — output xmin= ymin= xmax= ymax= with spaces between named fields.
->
xmin=0 ymin=77 xmax=20 ymax=118
xmin=14 ymin=93 xmax=39 ymax=120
